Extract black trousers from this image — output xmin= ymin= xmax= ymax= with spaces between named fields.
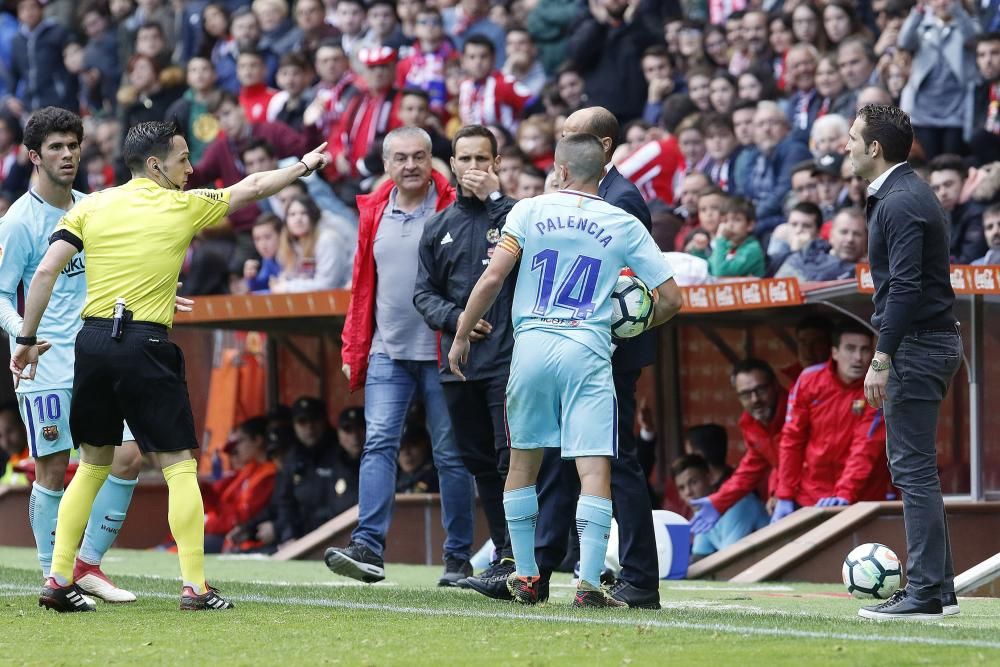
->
xmin=534 ymin=369 xmax=659 ymax=591
xmin=883 ymin=328 xmax=962 ymax=603
xmin=442 ymin=375 xmax=512 ymax=559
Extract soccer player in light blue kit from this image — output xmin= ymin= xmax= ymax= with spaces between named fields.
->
xmin=449 ymin=133 xmax=683 ymax=607
xmin=0 ymin=108 xmax=156 ymax=605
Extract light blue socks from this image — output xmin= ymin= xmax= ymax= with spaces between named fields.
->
xmin=29 ymin=482 xmax=64 ymax=578
xmin=503 ymin=486 xmax=539 ymax=578
xmin=78 ymin=475 xmax=138 ymax=565
xmin=576 ymin=494 xmax=613 ymax=588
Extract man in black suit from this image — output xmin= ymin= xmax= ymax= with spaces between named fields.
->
xmin=847 ymin=105 xmax=962 ymax=621
xmin=535 ymin=106 xmax=662 ymax=609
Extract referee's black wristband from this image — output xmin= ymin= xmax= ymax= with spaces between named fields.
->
xmin=15 ymin=335 xmax=36 ymax=346
xmin=298 ymin=160 xmax=315 ymax=176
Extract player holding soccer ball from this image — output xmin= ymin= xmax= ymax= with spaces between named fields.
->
xmin=448 ymin=134 xmax=682 ymax=607
xmin=0 ymin=108 xmax=150 ymax=607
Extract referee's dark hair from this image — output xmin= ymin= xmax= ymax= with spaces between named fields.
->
xmin=452 ymin=124 xmax=498 ymax=158
xmin=856 ymin=104 xmax=913 ymax=164
xmin=730 ymin=358 xmax=776 ymax=386
xmin=122 ymin=120 xmax=182 ymax=174
xmin=23 ymin=107 xmax=84 ymax=154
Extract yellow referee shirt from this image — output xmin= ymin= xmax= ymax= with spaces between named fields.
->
xmin=54 ymin=178 xmax=231 ymax=327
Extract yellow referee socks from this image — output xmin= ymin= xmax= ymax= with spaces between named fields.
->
xmin=162 ymin=459 xmax=207 ymax=594
xmin=50 ymin=462 xmax=111 ymax=585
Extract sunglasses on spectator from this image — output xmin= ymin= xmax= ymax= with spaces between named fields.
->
xmin=417 ymin=17 xmax=442 ymax=25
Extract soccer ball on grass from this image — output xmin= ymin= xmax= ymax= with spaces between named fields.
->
xmin=842 ymin=543 xmax=902 ymax=599
xmin=610 ymin=274 xmax=654 ymax=339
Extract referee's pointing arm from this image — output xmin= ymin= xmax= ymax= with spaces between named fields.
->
xmin=10 ymin=122 xmax=330 ymax=386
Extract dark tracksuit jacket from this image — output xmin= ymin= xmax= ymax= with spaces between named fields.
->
xmin=413 ymin=193 xmax=517 ymax=383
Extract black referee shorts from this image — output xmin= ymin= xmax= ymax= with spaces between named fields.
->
xmin=70 ymin=319 xmax=198 ymax=454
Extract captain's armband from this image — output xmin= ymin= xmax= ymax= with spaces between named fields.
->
xmin=497 ymin=234 xmax=522 ymax=258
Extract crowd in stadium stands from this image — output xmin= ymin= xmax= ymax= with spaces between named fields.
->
xmin=0 ymin=0 xmax=993 ymax=291
xmin=1 ymin=0 xmax=999 ymax=565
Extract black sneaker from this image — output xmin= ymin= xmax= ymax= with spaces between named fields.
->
xmin=464 ymin=558 xmax=517 ymax=600
xmin=608 ymin=578 xmax=661 ymax=610
xmin=325 ymin=542 xmax=386 ymax=583
xmin=180 ymin=584 xmax=234 ymax=611
xmin=942 ymin=592 xmax=960 ymax=617
xmin=438 ymin=555 xmax=473 ymax=587
xmin=858 ymin=589 xmax=943 ymax=621
xmin=39 ymin=579 xmax=96 ymax=613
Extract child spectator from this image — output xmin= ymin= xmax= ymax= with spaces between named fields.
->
xmin=514 ymin=164 xmax=546 ymax=200
xmin=242 ymin=214 xmax=283 ymax=294
xmin=516 ymin=114 xmax=554 ymax=171
xmin=271 ymin=194 xmax=352 ymax=292
xmin=709 ymin=196 xmax=766 ymax=277
xmin=694 ymin=188 xmax=726 ymax=243
xmin=768 ymin=201 xmax=823 ymax=274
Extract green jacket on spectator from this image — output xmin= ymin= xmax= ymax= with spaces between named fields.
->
xmin=709 ymin=237 xmax=766 ymax=278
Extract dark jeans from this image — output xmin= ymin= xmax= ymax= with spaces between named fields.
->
xmin=442 ymin=375 xmax=512 ymax=559
xmin=883 ymin=328 xmax=962 ymax=603
xmin=534 ymin=370 xmax=659 ymax=591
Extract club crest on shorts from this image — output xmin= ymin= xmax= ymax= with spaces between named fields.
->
xmin=485 ymin=228 xmax=501 ymax=245
xmin=42 ymin=425 xmax=60 ymax=441
xmin=852 ymin=399 xmax=865 ymax=416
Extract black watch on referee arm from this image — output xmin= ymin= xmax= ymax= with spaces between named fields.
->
xmin=15 ymin=335 xmax=36 ymax=346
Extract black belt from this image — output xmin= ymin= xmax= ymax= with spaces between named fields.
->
xmin=83 ymin=317 xmax=169 ymax=335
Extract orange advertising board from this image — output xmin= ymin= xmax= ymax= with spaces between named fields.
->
xmin=680 ymin=278 xmax=803 ymax=312
xmin=856 ymin=264 xmax=1000 ymax=295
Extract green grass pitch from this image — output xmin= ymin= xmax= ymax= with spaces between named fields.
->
xmin=2 ymin=546 xmax=1000 ymax=666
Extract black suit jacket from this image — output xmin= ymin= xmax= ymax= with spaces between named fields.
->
xmin=599 ymin=166 xmax=656 ymax=373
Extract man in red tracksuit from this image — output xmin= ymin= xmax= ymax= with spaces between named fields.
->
xmin=771 ymin=325 xmax=891 ymax=522
xmin=690 ymin=359 xmax=788 ymax=534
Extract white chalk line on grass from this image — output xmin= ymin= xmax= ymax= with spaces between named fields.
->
xmin=2 ymin=583 xmax=999 ymax=650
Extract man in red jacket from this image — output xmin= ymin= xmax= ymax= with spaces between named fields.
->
xmin=690 ymin=359 xmax=788 ymax=534
xmin=329 ymin=126 xmax=475 ymax=588
xmin=771 ymin=324 xmax=891 ymax=522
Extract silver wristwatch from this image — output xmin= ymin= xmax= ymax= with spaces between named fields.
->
xmin=488 ymin=190 xmax=503 ymax=202
xmin=870 ymin=358 xmax=891 ymax=372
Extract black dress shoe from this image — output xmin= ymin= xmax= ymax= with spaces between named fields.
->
xmin=608 ymin=579 xmax=660 ymax=609
xmin=858 ymin=589 xmax=942 ymax=621
xmin=942 ymin=592 xmax=960 ymax=617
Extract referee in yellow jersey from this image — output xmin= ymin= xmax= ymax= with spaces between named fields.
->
xmin=10 ymin=120 xmax=329 ymax=612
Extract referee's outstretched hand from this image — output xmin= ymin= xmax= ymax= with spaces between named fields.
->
xmin=10 ymin=343 xmax=39 ymax=389
xmin=302 ymin=142 xmax=331 ymax=173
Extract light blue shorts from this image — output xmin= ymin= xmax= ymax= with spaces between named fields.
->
xmin=19 ymin=389 xmax=134 ymax=458
xmin=505 ymin=330 xmax=618 ymax=459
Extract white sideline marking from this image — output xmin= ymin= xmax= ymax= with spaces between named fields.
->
xmin=3 ymin=583 xmax=999 ymax=650
xmin=664 ymin=584 xmax=796 ymax=592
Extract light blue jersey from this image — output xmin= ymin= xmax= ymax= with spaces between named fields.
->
xmin=502 ymin=190 xmax=673 ymax=358
xmin=0 ymin=189 xmax=87 ymax=393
